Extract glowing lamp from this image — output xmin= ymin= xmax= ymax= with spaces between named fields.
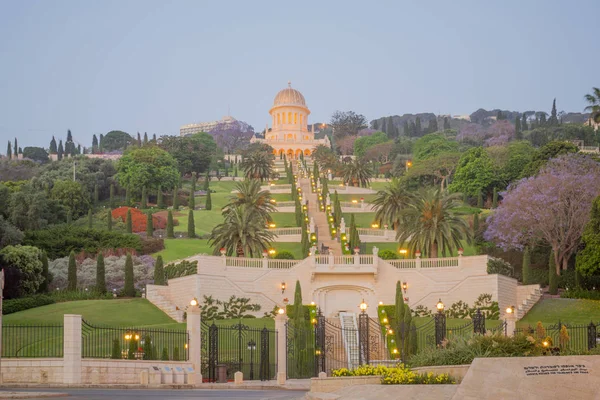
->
xmin=310 ymin=301 xmax=315 ymax=305
xmin=311 ymin=318 xmax=317 ymax=325
xmin=352 ymin=199 xmax=358 ymax=204
xmin=383 ymin=318 xmax=388 ymax=323
xmin=268 ymin=248 xmax=276 ymax=255
xmin=359 ymin=299 xmax=368 ymax=313
xmin=542 ymin=341 xmax=549 ymax=347
xmin=378 ymin=301 xmax=383 ymax=305
xmin=278 ymin=308 xmax=285 ymax=315
xmin=371 ymin=223 xmax=379 ymax=228
xmin=392 ymin=348 xmax=398 ymax=354
xmin=436 ymin=298 xmax=445 ymax=312
xmin=281 ymin=282 xmax=286 ymax=293
xmin=190 ymin=297 xmax=198 ymax=307
xmin=388 ymin=329 xmax=394 ymax=335
xmin=402 ymin=282 xmax=408 ymax=291
xmin=506 ymin=306 xmax=515 ymax=314
xmin=399 ymin=249 xmax=407 ymax=255
xmin=269 ymin=223 xmax=276 ymax=228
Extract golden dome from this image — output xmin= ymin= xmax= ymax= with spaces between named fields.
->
xmin=273 ymin=82 xmax=306 ymax=107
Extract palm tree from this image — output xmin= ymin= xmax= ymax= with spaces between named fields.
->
xmin=585 ymin=87 xmax=600 ymax=124
xmin=396 ymin=188 xmax=470 ymax=258
xmin=240 ymin=151 xmax=274 ymax=181
xmin=372 ymin=179 xmax=410 ymax=230
xmin=225 ymin=179 xmax=275 ymax=223
xmin=342 ymin=157 xmax=372 ymax=187
xmin=311 ymin=145 xmax=340 ymax=173
xmin=209 ymin=205 xmax=275 ymax=257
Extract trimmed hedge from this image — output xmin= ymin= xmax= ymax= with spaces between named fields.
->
xmin=4 ymin=295 xmax=55 ymax=315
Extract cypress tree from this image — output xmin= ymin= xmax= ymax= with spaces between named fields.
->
xmin=88 ymin=209 xmax=93 ymax=229
xmin=124 ymin=253 xmax=135 ymax=297
xmin=187 ymin=210 xmax=195 ymax=238
xmin=14 ymin=138 xmax=17 ymax=156
xmin=146 ymin=212 xmax=153 ymax=237
xmin=203 ymin=172 xmax=210 ymax=191
xmin=234 ymin=166 xmax=238 ymax=177
xmin=39 ymin=251 xmax=49 ymax=293
xmin=477 ymin=191 xmax=483 ymax=208
xmin=301 ymin=221 xmax=309 ymax=257
xmin=137 ymin=132 xmax=142 ymax=147
xmin=126 ymin=209 xmax=132 ymax=233
xmin=205 ymin=190 xmax=212 ymax=210
xmin=522 ymin=246 xmax=531 ymax=285
xmin=57 ymin=140 xmax=64 ymax=160
xmin=167 ymin=210 xmax=174 ymax=238
xmin=515 ymin=117 xmax=522 ymax=140
xmin=99 ymin=134 xmax=104 ymax=151
xmin=49 ymin=136 xmax=57 ymax=154
xmin=111 ymin=339 xmax=120 ymax=359
xmin=394 ymin=281 xmax=406 ymax=357
xmin=549 ymin=252 xmax=558 ymax=295
xmin=443 ymin=117 xmax=450 ymax=131
xmin=92 ymin=134 xmax=98 ymax=153
xmin=66 ymin=210 xmax=72 ymax=225
xmin=141 ymin=186 xmax=147 ymax=209
xmin=540 ymin=113 xmax=547 ymax=125
xmin=96 ymin=253 xmax=106 ymax=293
xmin=93 ymin=184 xmax=99 ymax=206
xmin=549 ymin=98 xmax=559 ymax=126
xmin=77 ymin=144 xmax=81 ymax=154
xmin=173 ymin=188 xmax=179 ymax=209
xmin=109 ymin=183 xmax=115 ymax=208
xmin=152 ymin=134 xmax=156 ymax=142
xmin=154 ymin=255 xmax=165 ymax=285
xmin=143 ymin=335 xmax=154 ymax=360
xmin=428 ymin=118 xmax=438 ymax=133
xmin=107 ymin=209 xmax=112 ymax=231
xmin=143 ymin=132 xmax=148 ymax=144
xmin=403 ymin=121 xmax=410 ymax=137
xmin=125 ymin=186 xmax=131 ymax=206
xmin=161 ymin=348 xmax=169 ymax=361
xmin=415 ymin=117 xmax=422 ymax=137
xmin=492 ymin=187 xmax=498 ymax=208
xmin=189 ymin=173 xmax=196 ymax=209
xmin=521 ymin=114 xmax=528 ymax=131
xmin=403 ymin=309 xmax=412 ymax=357
xmin=295 ymin=197 xmax=302 ymax=226
xmin=6 ymin=141 xmax=11 ymax=159
xmin=67 ymin=251 xmax=77 ymax=291
xmin=473 ymin=213 xmax=480 ymax=235
xmin=293 ymin=280 xmax=303 ymax=325
xmin=157 ymin=188 xmax=164 ymax=209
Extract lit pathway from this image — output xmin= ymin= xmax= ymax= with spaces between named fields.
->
xmin=299 ymin=177 xmax=342 ymax=256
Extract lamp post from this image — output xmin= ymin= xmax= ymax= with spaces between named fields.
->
xmin=358 ymin=299 xmax=369 ymax=365
xmin=434 ymin=299 xmax=446 ymax=347
xmin=247 ymin=339 xmax=256 ymax=380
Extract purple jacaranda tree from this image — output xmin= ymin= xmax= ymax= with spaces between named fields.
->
xmin=485 ymin=153 xmax=600 ymax=275
xmin=210 ymin=121 xmax=254 ymax=154
xmin=484 ymin=120 xmax=515 ymax=147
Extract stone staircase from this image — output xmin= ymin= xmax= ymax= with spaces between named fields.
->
xmin=146 ymin=287 xmax=185 ymax=322
xmin=339 ymin=312 xmax=360 ymax=369
xmin=516 ymin=286 xmax=543 ymax=320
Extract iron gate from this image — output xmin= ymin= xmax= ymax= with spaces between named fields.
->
xmin=201 ymin=322 xmax=276 ymax=382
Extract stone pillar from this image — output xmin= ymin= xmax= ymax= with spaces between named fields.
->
xmin=372 ymin=246 xmax=379 ymax=268
xmin=505 ymin=314 xmax=516 ymax=337
xmin=263 ymin=252 xmax=268 ymax=269
xmin=340 ymin=218 xmax=346 ymax=235
xmin=63 ymin=314 xmax=82 ymax=384
xmin=275 ymin=313 xmax=288 ymax=384
xmin=415 ymin=252 xmax=422 ymax=269
xmin=309 ymin=217 xmax=315 ymax=234
xmin=187 ymin=304 xmax=203 ymax=386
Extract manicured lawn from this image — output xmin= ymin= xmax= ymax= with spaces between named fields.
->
xmin=173 ymin=210 xmax=225 ymax=237
xmin=341 ymin=212 xmax=377 ymax=228
xmin=272 ymin=243 xmax=304 ymax=259
xmin=154 ymin=239 xmax=213 ymax=262
xmin=519 ymin=298 xmax=600 ymax=327
xmin=271 ymin=193 xmax=293 ymax=201
xmin=270 ymin=213 xmax=298 ymax=227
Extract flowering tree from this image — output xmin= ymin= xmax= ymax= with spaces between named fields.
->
xmin=485 ymin=154 xmax=600 ymax=275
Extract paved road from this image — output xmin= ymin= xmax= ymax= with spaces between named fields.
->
xmin=1 ymin=389 xmax=305 ymax=400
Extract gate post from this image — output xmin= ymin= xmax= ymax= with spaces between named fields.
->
xmin=63 ymin=314 xmax=82 ymax=384
xmin=434 ymin=311 xmax=446 ymax=347
xmin=315 ymin=309 xmax=326 ymax=375
xmin=275 ymin=312 xmax=288 ymax=384
xmin=260 ymin=327 xmax=269 ymax=381
xmin=588 ymin=322 xmax=597 ymax=350
xmin=473 ymin=309 xmax=486 ymax=335
xmin=358 ymin=312 xmax=369 ymax=365
xmin=187 ymin=302 xmax=203 ymax=386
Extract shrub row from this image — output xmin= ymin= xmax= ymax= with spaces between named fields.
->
xmin=4 ymin=295 xmax=56 ymax=315
xmin=560 ymin=288 xmax=600 ymax=300
xmin=332 ymin=364 xmax=454 ymax=385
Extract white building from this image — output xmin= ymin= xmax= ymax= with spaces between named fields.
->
xmin=179 ymin=115 xmax=251 ymax=136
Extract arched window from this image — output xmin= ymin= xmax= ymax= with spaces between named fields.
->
xmin=288 ymin=112 xmax=292 ymax=124
xmin=300 ymin=114 xmax=303 ymax=126
xmin=277 ymin=114 xmax=281 ymax=124
xmin=294 ymin=113 xmax=298 ymax=124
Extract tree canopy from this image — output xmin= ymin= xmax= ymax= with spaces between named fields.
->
xmin=412 ymin=133 xmax=459 ymax=161
xmin=116 ymin=146 xmax=179 ymax=192
xmin=159 ymin=132 xmax=218 ymax=175
xmin=449 ymin=147 xmax=495 ymax=196
xmin=101 ymin=131 xmax=134 ymax=152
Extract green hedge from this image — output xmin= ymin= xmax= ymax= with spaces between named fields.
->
xmin=561 ymin=288 xmax=600 ymax=300
xmin=4 ymin=295 xmax=55 ymax=315
xmin=24 ymin=225 xmax=142 ymax=259
xmin=164 ymin=260 xmax=198 ymax=279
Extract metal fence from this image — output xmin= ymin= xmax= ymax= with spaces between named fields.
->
xmin=2 ymin=323 xmax=64 ymax=358
xmin=81 ymin=320 xmax=188 ymax=360
xmin=201 ymin=322 xmax=276 ymax=382
xmin=514 ymin=321 xmax=599 ymax=352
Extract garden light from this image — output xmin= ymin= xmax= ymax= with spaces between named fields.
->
xmin=278 ymin=308 xmax=285 ymax=315
xmin=190 ymin=297 xmax=198 ymax=307
xmin=383 ymin=318 xmax=388 ymax=323
xmin=388 ymin=329 xmax=394 ymax=335
xmin=281 ymin=282 xmax=286 ymax=293
xmin=310 ymin=301 xmax=315 ymax=305
xmin=399 ymin=249 xmax=407 ymax=255
xmin=402 ymin=282 xmax=408 ymax=292
xmin=371 ymin=223 xmax=379 ymax=228
xmin=393 ymin=348 xmax=398 ymax=354
xmin=506 ymin=306 xmax=515 ymax=314
xmin=436 ymin=299 xmax=445 ymax=312
xmin=379 ymin=301 xmax=383 ymax=305
xmin=359 ymin=299 xmax=368 ymax=313
xmin=311 ymin=318 xmax=317 ymax=324
xmin=542 ymin=341 xmax=549 ymax=347
xmin=352 ymin=199 xmax=358 ymax=204
xmin=269 ymin=248 xmax=276 ymax=255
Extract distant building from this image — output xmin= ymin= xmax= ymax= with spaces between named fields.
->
xmin=180 ymin=116 xmax=251 ymax=136
xmin=453 ymin=115 xmax=471 ymax=121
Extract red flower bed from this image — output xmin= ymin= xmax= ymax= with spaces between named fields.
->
xmin=112 ymin=207 xmax=166 ymax=233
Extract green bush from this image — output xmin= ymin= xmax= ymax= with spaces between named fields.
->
xmin=164 ymin=260 xmax=198 ymax=279
xmin=140 ymin=237 xmax=165 ymax=255
xmin=487 ymin=257 xmax=515 ymax=278
xmin=560 ymin=288 xmax=600 ymax=300
xmin=379 ymin=250 xmax=399 ymax=260
xmin=331 ymin=364 xmax=454 ymax=385
xmin=111 ymin=339 xmax=121 ymax=359
xmin=274 ymin=251 xmax=295 ymax=260
xmin=23 ymin=225 xmax=142 ymax=259
xmin=3 ymin=295 xmax=55 ymax=315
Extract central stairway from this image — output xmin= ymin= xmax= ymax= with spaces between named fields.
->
xmin=339 ymin=312 xmax=361 ymax=369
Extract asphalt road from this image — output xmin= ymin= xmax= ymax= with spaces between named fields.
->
xmin=1 ymin=389 xmax=305 ymax=400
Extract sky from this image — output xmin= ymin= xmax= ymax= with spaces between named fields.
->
xmin=0 ymin=0 xmax=598 ymax=149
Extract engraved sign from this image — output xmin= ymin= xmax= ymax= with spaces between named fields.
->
xmin=524 ymin=364 xmax=589 ymax=376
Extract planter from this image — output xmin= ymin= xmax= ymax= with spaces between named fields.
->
xmin=310 ymin=375 xmax=382 ymax=393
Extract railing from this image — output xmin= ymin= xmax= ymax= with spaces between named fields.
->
xmin=388 ymin=259 xmax=417 ymax=269
xmin=421 ymin=258 xmax=459 ymax=268
xmin=268 ymin=259 xmax=301 ymax=269
xmin=514 ymin=321 xmax=598 ymax=352
xmin=2 ymin=323 xmax=64 ymax=358
xmin=340 ymin=201 xmax=362 ymax=208
xmin=269 ymin=227 xmax=302 ymax=236
xmin=262 ymin=184 xmax=292 ymax=190
xmin=274 ymin=201 xmax=295 ymax=207
xmin=225 ymin=257 xmax=263 ymax=268
xmin=357 ymin=228 xmax=385 ymax=236
xmin=81 ymin=320 xmax=188 ymax=360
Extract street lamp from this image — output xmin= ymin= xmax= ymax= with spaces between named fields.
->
xmin=402 ymin=282 xmax=408 ymax=292
xmin=436 ymin=299 xmax=445 ymax=312
xmin=247 ymin=340 xmax=256 ymax=380
xmin=281 ymin=282 xmax=286 ymax=294
xmin=190 ymin=298 xmax=199 ymax=307
xmin=434 ymin=299 xmax=446 ymax=347
xmin=359 ymin=299 xmax=368 ymax=314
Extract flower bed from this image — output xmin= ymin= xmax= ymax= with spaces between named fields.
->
xmin=112 ymin=207 xmax=166 ymax=233
xmin=332 ymin=364 xmax=454 ymax=385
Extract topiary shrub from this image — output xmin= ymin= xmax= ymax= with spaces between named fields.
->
xmin=274 ymin=251 xmax=295 ymax=260
xmin=379 ymin=250 xmax=399 ymax=260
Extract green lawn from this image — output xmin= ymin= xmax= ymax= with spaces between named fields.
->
xmin=342 ymin=212 xmax=377 ymax=228
xmin=270 ymin=213 xmax=298 ymax=227
xmin=272 ymin=243 xmax=304 ymax=259
xmin=154 ymin=239 xmax=213 ymax=262
xmin=519 ymin=298 xmax=600 ymax=327
xmin=271 ymin=193 xmax=293 ymax=201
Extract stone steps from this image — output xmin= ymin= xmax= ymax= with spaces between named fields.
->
xmin=517 ymin=288 xmax=543 ymax=319
xmin=147 ymin=291 xmax=185 ymax=322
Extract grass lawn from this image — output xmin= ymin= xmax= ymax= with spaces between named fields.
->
xmin=154 ymin=239 xmax=213 ymax=262
xmin=271 ymin=193 xmax=293 ymax=201
xmin=518 ymin=298 xmax=600 ymax=327
xmin=273 ymin=243 xmax=304 ymax=259
xmin=342 ymin=212 xmax=377 ymax=228
xmin=270 ymin=213 xmax=298 ymax=227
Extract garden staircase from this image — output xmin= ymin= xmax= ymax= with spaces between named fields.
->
xmin=516 ymin=285 xmax=543 ymax=319
xmin=145 ymin=287 xmax=185 ymax=322
xmin=339 ymin=312 xmax=361 ymax=369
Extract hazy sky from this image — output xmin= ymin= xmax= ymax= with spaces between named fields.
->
xmin=1 ymin=0 xmax=598 ymax=149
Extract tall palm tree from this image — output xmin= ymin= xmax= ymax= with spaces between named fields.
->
xmin=209 ymin=205 xmax=275 ymax=257
xmin=396 ymin=188 xmax=470 ymax=258
xmin=240 ymin=151 xmax=274 ymax=181
xmin=585 ymin=87 xmax=600 ymax=123
xmin=342 ymin=157 xmax=372 ymax=187
xmin=372 ymin=179 xmax=410 ymax=229
xmin=225 ymin=179 xmax=275 ymax=223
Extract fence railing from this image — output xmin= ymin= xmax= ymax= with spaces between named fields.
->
xmin=421 ymin=258 xmax=459 ymax=268
xmin=274 ymin=201 xmax=295 ymax=208
xmin=81 ymin=320 xmax=188 ymax=360
xmin=225 ymin=257 xmax=263 ymax=268
xmin=514 ymin=321 xmax=599 ymax=352
xmin=269 ymin=227 xmax=302 ymax=236
xmin=2 ymin=323 xmax=64 ymax=358
xmin=357 ymin=228 xmax=385 ymax=236
xmin=388 ymin=259 xmax=417 ymax=269
xmin=340 ymin=202 xmax=362 ymax=208
xmin=262 ymin=184 xmax=292 ymax=191
xmin=268 ymin=259 xmax=301 ymax=269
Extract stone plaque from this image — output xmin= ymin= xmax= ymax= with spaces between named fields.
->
xmin=452 ymin=356 xmax=600 ymax=400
